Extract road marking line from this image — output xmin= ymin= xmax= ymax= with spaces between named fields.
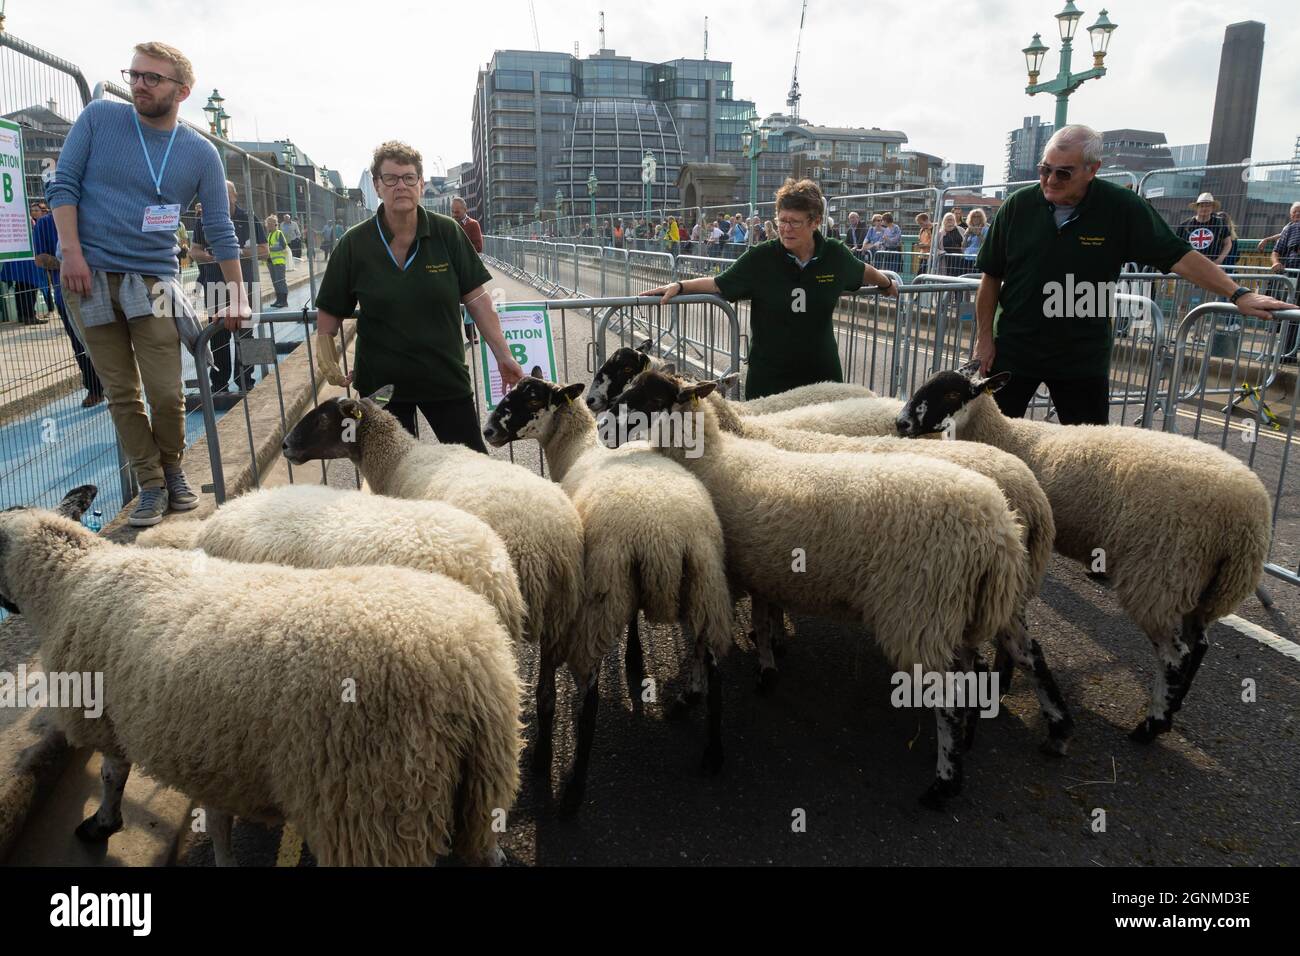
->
xmin=276 ymin=822 xmax=303 ymax=867
xmin=1220 ymin=614 xmax=1300 ymax=662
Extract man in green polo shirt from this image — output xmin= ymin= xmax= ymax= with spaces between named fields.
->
xmin=644 ymin=178 xmax=897 ymax=398
xmin=975 ymin=124 xmax=1291 ymax=424
xmin=314 ymin=141 xmax=523 ymax=451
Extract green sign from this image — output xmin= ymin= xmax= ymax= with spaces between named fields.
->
xmin=0 ymin=118 xmax=33 ymax=262
xmin=481 ymin=304 xmax=557 ymax=410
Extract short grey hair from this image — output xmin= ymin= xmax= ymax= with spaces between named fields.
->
xmin=1043 ymin=124 xmax=1104 ymax=166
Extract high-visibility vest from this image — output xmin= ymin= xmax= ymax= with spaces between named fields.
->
xmin=267 ymin=229 xmax=288 ymax=266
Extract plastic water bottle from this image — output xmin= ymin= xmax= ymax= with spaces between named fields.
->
xmin=85 ymin=509 xmax=103 ymax=533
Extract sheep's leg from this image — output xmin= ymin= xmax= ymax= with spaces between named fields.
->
xmin=997 ymin=615 xmax=1074 ymax=756
xmin=751 ymin=597 xmax=779 ymax=695
xmin=624 ymin=613 xmax=645 ymax=713
xmin=558 ymin=670 xmax=600 ymax=818
xmin=75 ymin=753 xmax=131 ymax=842
xmin=1170 ymin=613 xmax=1210 ymax=717
xmin=919 ymin=702 xmax=964 ymax=810
xmin=993 ymin=645 xmax=1015 ymax=696
xmin=1130 ymin=622 xmax=1190 ymax=743
xmin=666 ymin=622 xmax=705 ymax=720
xmin=208 ymin=808 xmax=237 ymax=867
xmin=701 ymin=651 xmax=724 ymax=775
xmin=961 ymin=647 xmax=988 ymax=751
xmin=531 ymin=648 xmax=558 ymax=777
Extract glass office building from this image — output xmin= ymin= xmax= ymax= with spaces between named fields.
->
xmin=468 ymin=49 xmax=757 ymax=232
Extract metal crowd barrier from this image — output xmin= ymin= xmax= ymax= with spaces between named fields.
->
xmin=1165 ymin=303 xmax=1300 ymax=590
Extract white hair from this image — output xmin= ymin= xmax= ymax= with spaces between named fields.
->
xmin=1043 ymin=124 xmax=1104 ymax=167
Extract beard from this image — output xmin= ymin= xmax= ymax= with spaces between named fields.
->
xmin=134 ymin=90 xmax=176 ymax=119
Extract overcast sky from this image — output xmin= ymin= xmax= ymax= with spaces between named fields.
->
xmin=12 ymin=0 xmax=1300 ymax=187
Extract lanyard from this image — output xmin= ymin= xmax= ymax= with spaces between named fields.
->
xmin=375 ymin=216 xmax=419 ymax=270
xmin=133 ymin=111 xmax=179 ymax=200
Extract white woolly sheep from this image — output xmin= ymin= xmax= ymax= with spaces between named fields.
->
xmin=897 ymin=364 xmax=1273 ymax=742
xmin=484 ymin=376 xmax=734 ymax=815
xmin=585 ymin=340 xmax=876 ymax=417
xmin=700 ymin=380 xmax=1071 ymax=752
xmin=0 ymin=486 xmax=522 ymax=866
xmin=137 ymin=484 xmax=526 ymax=645
xmin=282 ymin=388 xmax=585 ymax=770
xmin=616 ymin=368 xmax=1031 ymax=806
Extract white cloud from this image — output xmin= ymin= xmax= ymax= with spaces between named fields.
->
xmin=9 ymin=0 xmax=1299 ymax=188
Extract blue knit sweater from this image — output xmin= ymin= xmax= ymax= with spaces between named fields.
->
xmin=46 ymin=101 xmax=239 ymax=276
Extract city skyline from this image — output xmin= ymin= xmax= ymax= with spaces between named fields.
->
xmin=8 ymin=0 xmax=1300 ymax=197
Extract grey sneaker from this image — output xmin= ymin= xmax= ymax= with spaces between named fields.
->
xmin=164 ymin=467 xmax=199 ymax=511
xmin=129 ymin=486 xmax=169 ymax=527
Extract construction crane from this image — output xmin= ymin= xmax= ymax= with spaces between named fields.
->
xmin=786 ymin=0 xmax=807 ymax=121
xmin=529 ymin=0 xmax=541 ymax=50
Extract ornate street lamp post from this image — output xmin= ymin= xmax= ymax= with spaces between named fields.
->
xmin=741 ymin=120 xmax=769 ymax=218
xmin=1023 ymin=3 xmax=1118 ymax=128
xmin=587 ymin=168 xmax=598 ymax=236
xmin=640 ymin=151 xmax=657 ymax=218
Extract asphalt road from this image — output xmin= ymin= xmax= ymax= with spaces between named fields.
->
xmin=177 ymin=264 xmax=1300 ymax=867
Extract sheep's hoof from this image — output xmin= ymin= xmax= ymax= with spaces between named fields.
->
xmin=557 ymin=783 xmax=585 ymax=820
xmin=918 ymin=777 xmax=961 ymax=811
xmin=665 ymin=691 xmax=701 ymax=721
xmin=74 ymin=815 xmax=122 ymax=843
xmin=529 ymin=743 xmax=553 ymax=777
xmin=700 ymin=743 xmax=724 ymax=775
xmin=1128 ymin=717 xmax=1170 ymax=744
xmin=756 ymin=667 xmax=779 ymax=696
xmin=1039 ymin=736 xmax=1070 ymax=757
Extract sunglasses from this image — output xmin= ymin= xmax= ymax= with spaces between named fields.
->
xmin=1037 ymin=163 xmax=1077 ymax=182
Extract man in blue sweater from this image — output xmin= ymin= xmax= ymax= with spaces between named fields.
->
xmin=47 ymin=41 xmax=249 ymax=526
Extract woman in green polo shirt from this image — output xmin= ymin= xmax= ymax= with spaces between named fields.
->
xmin=314 ymin=141 xmax=523 ymax=451
xmin=645 ymin=179 xmax=897 ymax=398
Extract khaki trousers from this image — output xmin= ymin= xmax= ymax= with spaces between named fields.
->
xmin=64 ymin=274 xmax=184 ymax=489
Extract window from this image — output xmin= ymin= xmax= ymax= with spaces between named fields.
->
xmin=495 ymin=70 xmax=534 ymax=92
xmin=540 ymin=72 xmax=572 ymax=93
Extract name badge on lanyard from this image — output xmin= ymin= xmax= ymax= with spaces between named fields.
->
xmin=135 ymin=111 xmax=181 ymax=233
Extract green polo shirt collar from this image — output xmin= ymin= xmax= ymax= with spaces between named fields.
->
xmin=783 ymin=229 xmax=825 ymax=271
xmin=375 ymin=202 xmax=435 ymax=243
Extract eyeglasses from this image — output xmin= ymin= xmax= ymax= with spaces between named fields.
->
xmin=1037 ymin=163 xmax=1077 ymax=182
xmin=777 ymin=217 xmax=811 ymax=230
xmin=377 ymin=173 xmax=421 ymax=187
xmin=122 ymin=69 xmax=183 ymax=89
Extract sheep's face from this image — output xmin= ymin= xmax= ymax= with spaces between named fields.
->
xmin=616 ymin=367 xmax=716 ymax=421
xmin=484 ymin=377 xmax=585 ymax=447
xmin=588 ymin=342 xmax=655 ymax=413
xmin=896 ymin=363 xmax=1010 ymax=437
xmin=283 ymin=398 xmax=362 ymax=464
xmin=0 ymin=486 xmax=98 ymax=614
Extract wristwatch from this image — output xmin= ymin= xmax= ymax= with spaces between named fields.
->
xmin=1229 ymin=286 xmax=1252 ymax=304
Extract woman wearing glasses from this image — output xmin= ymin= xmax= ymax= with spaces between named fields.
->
xmin=645 ymin=178 xmax=897 ymax=399
xmin=312 ymin=141 xmax=523 ymax=450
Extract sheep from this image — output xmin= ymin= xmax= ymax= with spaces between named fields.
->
xmin=896 ymin=362 xmax=1273 ymax=742
xmin=483 ymin=376 xmax=734 ymax=815
xmin=585 ymin=340 xmax=876 ymax=417
xmin=282 ymin=387 xmax=584 ymax=774
xmin=697 ymin=376 xmax=1071 ymax=753
xmin=137 ymin=484 xmax=526 ymax=645
xmin=746 ymin=395 xmax=926 ymax=440
xmin=614 ymin=367 xmax=1032 ymax=806
xmin=0 ymin=486 xmax=522 ymax=866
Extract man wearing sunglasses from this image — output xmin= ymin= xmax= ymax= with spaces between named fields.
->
xmin=46 ymin=41 xmax=248 ymax=526
xmin=974 ymin=125 xmax=1291 ymax=425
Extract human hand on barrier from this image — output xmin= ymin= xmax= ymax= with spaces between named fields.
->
xmin=1272 ymin=262 xmax=1287 ymax=275
xmin=877 ymin=278 xmax=899 ymax=298
xmin=1234 ymin=291 xmax=1293 ymax=321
